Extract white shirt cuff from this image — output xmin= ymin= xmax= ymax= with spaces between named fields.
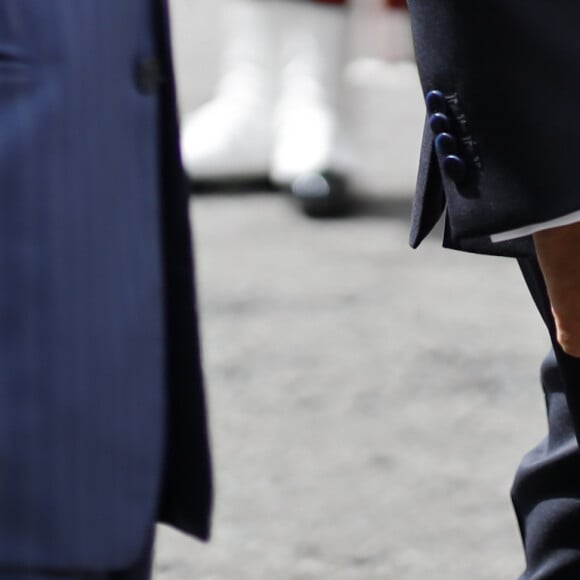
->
xmin=490 ymin=209 xmax=580 ymax=243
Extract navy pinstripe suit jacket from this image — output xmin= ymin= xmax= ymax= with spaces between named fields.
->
xmin=0 ymin=0 xmax=211 ymax=572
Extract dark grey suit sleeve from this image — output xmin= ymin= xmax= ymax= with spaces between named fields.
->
xmin=408 ymin=0 xmax=580 ymax=247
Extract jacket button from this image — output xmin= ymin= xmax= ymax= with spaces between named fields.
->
xmin=443 ymin=155 xmax=467 ymax=183
xmin=426 ymin=90 xmax=447 ymax=114
xmin=435 ymin=132 xmax=458 ymax=156
xmin=429 ymin=112 xmax=451 ymax=134
xmin=135 ymin=57 xmax=164 ymax=94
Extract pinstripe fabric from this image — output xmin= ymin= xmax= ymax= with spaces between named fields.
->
xmin=0 ymin=0 xmax=211 ymax=573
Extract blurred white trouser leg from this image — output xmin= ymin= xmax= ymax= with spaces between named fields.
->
xmin=180 ymin=0 xmax=276 ymax=181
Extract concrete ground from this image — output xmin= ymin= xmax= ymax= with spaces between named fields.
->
xmin=154 ymin=193 xmax=548 ymax=580
xmin=153 ymin=2 xmax=550 ymax=578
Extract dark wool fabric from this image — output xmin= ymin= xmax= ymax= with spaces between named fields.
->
xmin=408 ymin=2 xmax=580 ymax=577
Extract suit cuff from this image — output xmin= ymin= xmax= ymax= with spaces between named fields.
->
xmin=490 ymin=209 xmax=580 ymax=243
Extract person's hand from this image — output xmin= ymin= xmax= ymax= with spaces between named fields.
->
xmin=534 ymin=222 xmax=580 ymax=357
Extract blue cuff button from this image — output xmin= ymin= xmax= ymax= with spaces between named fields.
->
xmin=435 ymin=133 xmax=458 ymax=156
xmin=426 ymin=90 xmax=447 ymax=114
xmin=429 ymin=113 xmax=451 ymax=134
xmin=443 ymin=155 xmax=467 ymax=183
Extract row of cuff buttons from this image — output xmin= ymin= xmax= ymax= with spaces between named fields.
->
xmin=426 ymin=90 xmax=467 ymax=183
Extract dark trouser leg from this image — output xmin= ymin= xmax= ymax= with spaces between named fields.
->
xmin=513 ymin=257 xmax=580 ymax=579
xmin=105 ymin=538 xmax=154 ymax=580
xmin=93 ymin=531 xmax=155 ymax=580
xmin=0 ymin=531 xmax=154 ymax=580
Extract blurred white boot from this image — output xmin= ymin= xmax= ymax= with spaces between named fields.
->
xmin=180 ymin=0 xmax=275 ymax=182
xmin=271 ymin=1 xmax=350 ymax=215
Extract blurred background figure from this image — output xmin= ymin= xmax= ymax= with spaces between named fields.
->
xmin=180 ymin=0 xmax=419 ymax=217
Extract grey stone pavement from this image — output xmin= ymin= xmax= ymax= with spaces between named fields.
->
xmin=153 ymin=2 xmax=550 ymax=578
